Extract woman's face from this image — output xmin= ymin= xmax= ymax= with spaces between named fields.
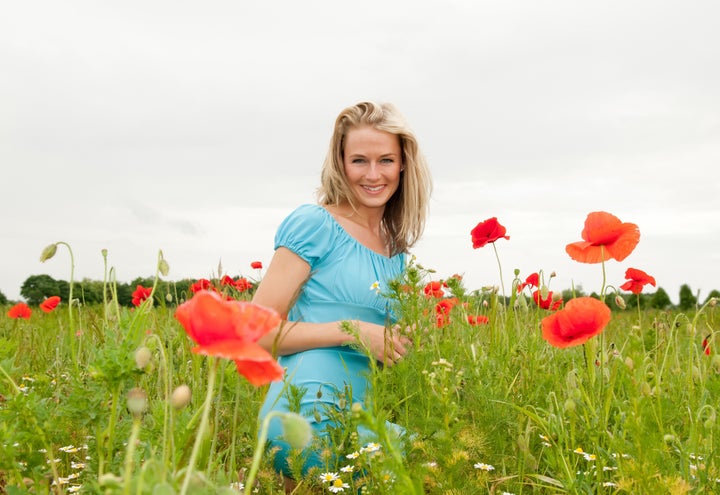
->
xmin=342 ymin=125 xmax=403 ymax=212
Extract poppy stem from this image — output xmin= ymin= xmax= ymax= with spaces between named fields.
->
xmin=180 ymin=357 xmax=218 ymax=495
xmin=491 ymin=243 xmax=507 ymax=305
xmin=244 ymin=411 xmax=282 ymax=495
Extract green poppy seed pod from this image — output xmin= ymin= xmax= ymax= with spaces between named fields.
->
xmin=165 ymin=293 xmax=173 ymax=303
xmin=39 ymin=243 xmax=58 ymax=262
xmin=540 ymin=285 xmax=550 ymax=300
xmin=712 ymin=354 xmax=720 ymax=373
xmin=563 ymin=398 xmax=576 ymax=414
xmin=127 ymin=387 xmax=148 ymax=418
xmin=640 ymin=382 xmax=652 ymax=397
xmin=704 ymin=418 xmax=715 ymax=430
xmin=351 ymin=402 xmax=363 ymax=413
xmin=614 ymin=295 xmax=627 ymax=310
xmin=281 ymin=412 xmax=312 ymax=449
xmin=663 ymin=434 xmax=676 ymax=444
xmin=624 ymin=356 xmax=634 ymax=371
xmin=134 ymin=346 xmax=152 ymax=369
xmin=171 ymin=384 xmax=192 ymax=409
xmin=513 ymin=268 xmax=520 ymax=276
xmin=709 ymin=297 xmax=717 ymax=307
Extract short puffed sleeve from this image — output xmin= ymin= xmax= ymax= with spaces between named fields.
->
xmin=274 ymin=204 xmax=336 ymax=269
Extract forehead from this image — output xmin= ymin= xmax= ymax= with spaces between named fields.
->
xmin=343 ymin=125 xmax=401 ymax=153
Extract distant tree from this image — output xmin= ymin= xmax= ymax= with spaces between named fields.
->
xmin=678 ymin=284 xmax=697 ymax=311
xmin=0 ymin=290 xmax=7 ymax=305
xmin=20 ymin=274 xmax=61 ymax=305
xmin=650 ymin=287 xmax=673 ymax=310
xmin=703 ymin=290 xmax=720 ymax=305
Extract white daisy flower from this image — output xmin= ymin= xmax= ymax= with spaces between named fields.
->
xmin=319 ymin=472 xmax=339 ymax=483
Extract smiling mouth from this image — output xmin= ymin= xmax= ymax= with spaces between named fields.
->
xmin=362 ymin=185 xmax=385 ymax=192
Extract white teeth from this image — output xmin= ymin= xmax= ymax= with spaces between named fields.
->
xmin=363 ymin=186 xmax=383 ymax=192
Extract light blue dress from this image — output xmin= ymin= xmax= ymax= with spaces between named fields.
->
xmin=258 ymin=204 xmax=406 ymax=476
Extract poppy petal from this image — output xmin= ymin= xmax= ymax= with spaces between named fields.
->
xmin=541 ymin=297 xmax=611 ymax=348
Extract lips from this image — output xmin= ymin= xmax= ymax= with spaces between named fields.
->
xmin=362 ymin=185 xmax=385 ymax=193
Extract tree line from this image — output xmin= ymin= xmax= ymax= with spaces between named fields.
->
xmin=1 ymin=274 xmax=718 ymax=312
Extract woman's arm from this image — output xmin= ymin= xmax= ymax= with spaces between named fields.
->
xmin=253 ymin=247 xmax=409 ymax=365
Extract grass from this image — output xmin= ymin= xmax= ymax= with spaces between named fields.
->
xmin=1 ymin=254 xmax=719 ymax=494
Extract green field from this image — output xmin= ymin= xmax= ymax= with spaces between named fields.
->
xmin=1 ymin=250 xmax=718 ymax=494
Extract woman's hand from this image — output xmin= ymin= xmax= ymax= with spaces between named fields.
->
xmin=357 ymin=322 xmax=412 ymax=366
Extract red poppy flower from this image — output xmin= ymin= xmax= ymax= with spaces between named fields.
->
xmin=435 ymin=297 xmax=459 ymax=316
xmin=436 ymin=312 xmax=450 ymax=328
xmin=517 ymin=273 xmax=540 ymax=292
xmin=565 ymin=211 xmax=640 ymax=264
xmin=251 ymin=261 xmax=263 ymax=270
xmin=471 ymin=217 xmax=510 ymax=249
xmin=234 ymin=277 xmax=253 ymax=292
xmin=131 ymin=285 xmax=153 ymax=307
xmin=423 ymin=281 xmax=447 ymax=298
xmin=532 ymin=290 xmax=563 ymax=311
xmin=190 ymin=278 xmax=213 ymax=293
xmin=619 ymin=268 xmax=656 ymax=295
xmin=7 ymin=302 xmax=32 ymax=319
xmin=175 ymin=290 xmax=284 ymax=386
xmin=541 ymin=297 xmax=611 ymax=348
xmin=40 ymin=296 xmax=61 ymax=313
xmin=468 ymin=314 xmax=489 ymax=325
xmin=702 ymin=335 xmax=711 ymax=356
xmin=220 ymin=275 xmax=235 ymax=287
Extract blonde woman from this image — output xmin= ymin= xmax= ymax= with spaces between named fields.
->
xmin=253 ymin=101 xmax=432 ymax=487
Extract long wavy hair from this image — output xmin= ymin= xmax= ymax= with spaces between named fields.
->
xmin=317 ymin=101 xmax=432 ymax=256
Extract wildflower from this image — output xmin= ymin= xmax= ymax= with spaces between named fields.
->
xmin=346 ymin=451 xmax=360 ymax=459
xmin=532 ymin=290 xmax=563 ymax=311
xmin=328 ymin=478 xmax=350 ymax=493
xmin=59 ymin=445 xmax=79 ymax=453
xmin=234 ymin=277 xmax=253 ymax=292
xmin=71 ymin=462 xmax=86 ymax=469
xmin=7 ymin=303 xmax=32 ymax=319
xmin=620 ymin=268 xmax=656 ymax=294
xmin=467 ymin=314 xmax=489 ymax=325
xmin=517 ymin=272 xmax=540 ymax=292
xmin=470 ymin=217 xmax=509 ymax=248
xmin=423 ymin=280 xmax=446 ymax=298
xmin=583 ymin=453 xmax=596 ymax=461
xmin=360 ymin=442 xmax=381 ymax=453
xmin=565 ymin=211 xmax=640 ymax=263
xmin=340 ymin=465 xmax=354 ymax=473
xmin=229 ymin=481 xmax=245 ymax=491
xmin=189 ymin=278 xmax=213 ymax=293
xmin=369 ymin=280 xmax=380 ymax=292
xmin=573 ymin=447 xmax=585 ymax=454
xmin=251 ymin=261 xmax=263 ymax=269
xmin=319 ymin=472 xmax=339 ymax=483
xmin=40 ymin=296 xmax=61 ymax=313
xmin=614 ymin=294 xmax=627 ymax=309
xmin=474 ymin=462 xmax=495 ymax=471
xmin=702 ymin=335 xmax=711 ymax=355
xmin=541 ymin=297 xmax=611 ymax=348
xmin=220 ymin=275 xmax=236 ymax=287
xmin=131 ymin=285 xmax=152 ymax=307
xmin=602 ymin=482 xmax=618 ymax=487
xmin=175 ymin=291 xmax=284 ymax=386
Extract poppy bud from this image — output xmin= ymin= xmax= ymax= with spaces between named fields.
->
xmin=281 ymin=412 xmax=312 ymax=449
xmin=134 ymin=346 xmax=152 ymax=369
xmin=171 ymin=384 xmax=192 ymax=409
xmin=549 ymin=271 xmax=557 ymax=279
xmin=563 ymin=399 xmax=576 ymax=414
xmin=158 ymin=258 xmax=170 ymax=277
xmin=166 ymin=293 xmax=173 ymax=303
xmin=624 ymin=356 xmax=634 ymax=370
xmin=709 ymin=297 xmax=718 ymax=308
xmin=127 ymin=387 xmax=148 ymax=418
xmin=39 ymin=243 xmax=58 ymax=262
xmin=614 ymin=295 xmax=626 ymax=310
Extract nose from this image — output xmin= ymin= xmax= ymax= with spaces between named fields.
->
xmin=366 ymin=162 xmax=381 ymax=180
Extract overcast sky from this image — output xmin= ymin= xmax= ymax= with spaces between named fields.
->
xmin=2 ymin=0 xmax=719 ymax=304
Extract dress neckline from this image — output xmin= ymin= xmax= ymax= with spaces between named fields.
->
xmin=314 ymin=205 xmax=401 ymax=261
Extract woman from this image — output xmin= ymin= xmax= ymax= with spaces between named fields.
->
xmin=253 ymin=101 xmax=432 ymax=486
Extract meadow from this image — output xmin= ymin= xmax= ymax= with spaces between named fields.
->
xmin=1 ymin=213 xmax=719 ymax=494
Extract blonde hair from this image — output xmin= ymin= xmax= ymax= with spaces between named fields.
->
xmin=317 ymin=101 xmax=432 ymax=256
